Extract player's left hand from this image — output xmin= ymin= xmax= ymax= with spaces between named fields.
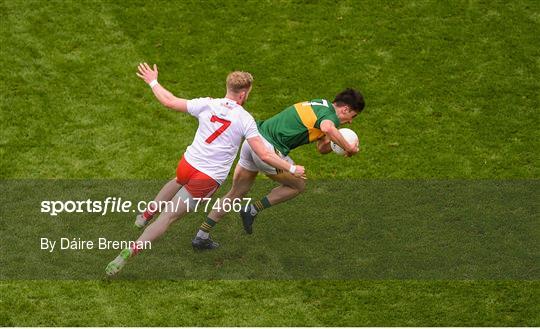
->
xmin=136 ymin=62 xmax=158 ymax=84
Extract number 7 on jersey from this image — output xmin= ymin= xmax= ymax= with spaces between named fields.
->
xmin=205 ymin=115 xmax=231 ymax=143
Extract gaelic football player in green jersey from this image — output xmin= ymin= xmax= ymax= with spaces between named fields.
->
xmin=192 ymin=88 xmax=364 ymax=248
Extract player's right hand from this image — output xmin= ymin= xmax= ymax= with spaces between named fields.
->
xmin=293 ymin=165 xmax=306 ymax=179
xmin=344 ymin=140 xmax=360 ymax=157
xmin=136 ymin=62 xmax=158 ymax=84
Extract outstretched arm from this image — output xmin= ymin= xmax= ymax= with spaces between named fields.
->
xmin=136 ymin=63 xmax=188 ymax=112
xmin=247 ymin=136 xmax=306 ymax=179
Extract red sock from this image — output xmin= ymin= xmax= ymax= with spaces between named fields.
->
xmin=143 ymin=209 xmax=155 ymax=220
xmin=130 ymin=242 xmax=142 ymax=256
xmin=143 ymin=203 xmax=157 ymax=220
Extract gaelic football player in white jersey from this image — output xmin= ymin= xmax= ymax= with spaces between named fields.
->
xmin=106 ymin=63 xmax=305 ymax=276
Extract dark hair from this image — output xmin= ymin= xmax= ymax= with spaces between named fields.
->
xmin=333 ymin=88 xmax=365 ymax=112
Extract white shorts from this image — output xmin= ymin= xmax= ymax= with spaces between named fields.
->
xmin=238 ymin=136 xmax=294 ymax=175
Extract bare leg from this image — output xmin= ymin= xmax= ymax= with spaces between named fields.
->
xmin=106 ymin=188 xmax=189 ymax=275
xmin=239 ymin=171 xmax=305 ymax=235
xmin=191 ymin=165 xmax=259 ymax=246
xmin=137 ymin=192 xmax=188 ymax=244
xmin=264 ymin=172 xmax=306 ymax=205
xmin=152 ymin=178 xmax=182 ymax=203
xmin=191 ymin=165 xmax=258 ymax=247
xmin=136 ymin=178 xmax=182 ymax=227
xmin=208 ymin=165 xmax=258 ymax=222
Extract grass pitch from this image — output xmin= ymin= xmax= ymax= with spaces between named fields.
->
xmin=1 ymin=280 xmax=538 ymax=326
xmin=1 ymin=0 xmax=539 ymax=326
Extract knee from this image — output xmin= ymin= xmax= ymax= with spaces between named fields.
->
xmin=228 ymin=187 xmax=248 ymax=199
xmin=159 ymin=211 xmax=181 ymax=225
xmin=293 ymin=180 xmax=306 ymax=194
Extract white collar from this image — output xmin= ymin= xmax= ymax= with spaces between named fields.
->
xmin=224 ymin=97 xmax=238 ymax=105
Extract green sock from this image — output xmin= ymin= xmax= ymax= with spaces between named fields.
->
xmin=253 ymin=196 xmax=272 ymax=214
xmin=199 ymin=217 xmax=217 ymax=233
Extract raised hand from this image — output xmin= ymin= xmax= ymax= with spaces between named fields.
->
xmin=136 ymin=62 xmax=158 ymax=84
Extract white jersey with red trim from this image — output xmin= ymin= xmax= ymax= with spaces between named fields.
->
xmin=183 ymin=97 xmax=259 ymax=184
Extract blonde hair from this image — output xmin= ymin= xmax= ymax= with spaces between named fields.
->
xmin=226 ymin=71 xmax=253 ymax=93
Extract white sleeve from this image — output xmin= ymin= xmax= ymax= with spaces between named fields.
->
xmin=243 ymin=113 xmax=260 ymax=139
xmin=187 ymin=97 xmax=211 ymax=118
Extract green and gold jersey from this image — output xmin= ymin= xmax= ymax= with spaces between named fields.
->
xmin=257 ymin=99 xmax=340 ymax=156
